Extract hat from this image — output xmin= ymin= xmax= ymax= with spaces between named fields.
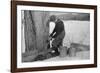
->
xmin=49 ymin=15 xmax=56 ymax=21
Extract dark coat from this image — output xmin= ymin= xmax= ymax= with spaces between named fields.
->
xmin=50 ymin=19 xmax=65 ymax=38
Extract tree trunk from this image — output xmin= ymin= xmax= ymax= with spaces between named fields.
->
xmin=32 ymin=11 xmax=49 ymax=52
xmin=24 ymin=11 xmax=37 ymax=52
xmin=24 ymin=10 xmax=49 ymax=53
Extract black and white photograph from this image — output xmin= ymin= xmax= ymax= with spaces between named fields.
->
xmin=21 ymin=11 xmax=90 ymax=62
xmin=11 ymin=1 xmax=97 ymax=72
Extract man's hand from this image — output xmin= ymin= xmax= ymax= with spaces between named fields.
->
xmin=49 ymin=36 xmax=52 ymax=41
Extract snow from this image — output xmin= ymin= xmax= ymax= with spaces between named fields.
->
xmin=62 ymin=20 xmax=90 ymax=47
xmin=44 ymin=51 xmax=90 ymax=61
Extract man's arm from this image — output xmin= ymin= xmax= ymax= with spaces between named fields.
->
xmin=50 ymin=27 xmax=56 ymax=38
xmin=52 ymin=20 xmax=64 ymax=38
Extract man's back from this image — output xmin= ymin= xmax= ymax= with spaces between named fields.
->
xmin=53 ymin=19 xmax=65 ymax=38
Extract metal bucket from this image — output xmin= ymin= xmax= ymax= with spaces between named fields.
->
xmin=68 ymin=47 xmax=76 ymax=57
xmin=59 ymin=46 xmax=67 ymax=57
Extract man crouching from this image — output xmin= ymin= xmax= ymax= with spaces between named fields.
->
xmin=48 ymin=15 xmax=65 ymax=56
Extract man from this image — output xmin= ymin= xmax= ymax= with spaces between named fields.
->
xmin=49 ymin=15 xmax=65 ymax=56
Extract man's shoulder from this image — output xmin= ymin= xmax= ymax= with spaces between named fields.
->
xmin=56 ymin=19 xmax=64 ymax=25
xmin=56 ymin=19 xmax=63 ymax=23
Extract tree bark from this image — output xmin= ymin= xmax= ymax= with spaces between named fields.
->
xmin=24 ymin=11 xmax=36 ymax=52
xmin=24 ymin=10 xmax=49 ymax=53
xmin=32 ymin=11 xmax=49 ymax=52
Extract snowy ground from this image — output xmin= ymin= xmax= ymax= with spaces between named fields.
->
xmin=63 ymin=20 xmax=90 ymax=47
xmin=44 ymin=51 xmax=90 ymax=61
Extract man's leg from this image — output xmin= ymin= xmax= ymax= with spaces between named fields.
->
xmin=52 ymin=46 xmax=60 ymax=55
xmin=51 ymin=38 xmax=61 ymax=56
xmin=52 ymin=31 xmax=65 ymax=56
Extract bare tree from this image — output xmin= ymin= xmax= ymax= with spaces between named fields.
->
xmin=24 ymin=10 xmax=49 ymax=53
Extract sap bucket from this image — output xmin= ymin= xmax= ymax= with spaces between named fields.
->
xmin=59 ymin=46 xmax=67 ymax=57
xmin=68 ymin=47 xmax=76 ymax=57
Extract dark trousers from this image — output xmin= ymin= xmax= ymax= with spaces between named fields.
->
xmin=51 ymin=31 xmax=65 ymax=55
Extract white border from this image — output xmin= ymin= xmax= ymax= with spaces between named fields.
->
xmin=17 ymin=5 xmax=94 ymax=68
